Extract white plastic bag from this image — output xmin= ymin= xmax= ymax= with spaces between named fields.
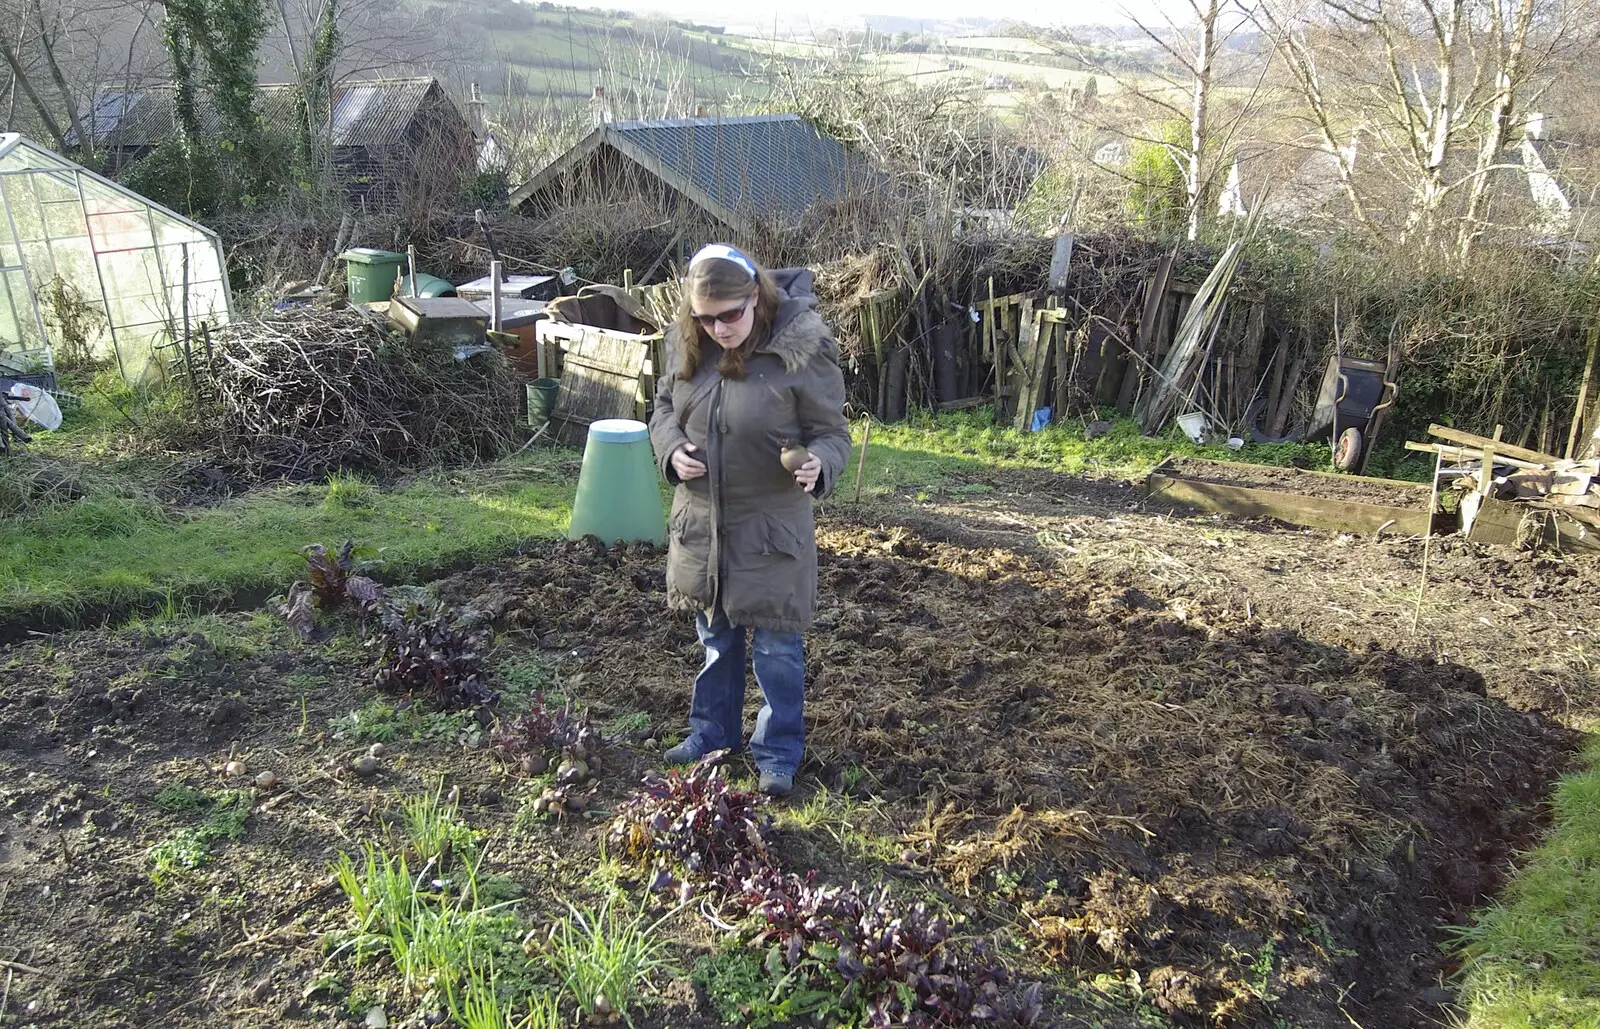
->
xmin=7 ymin=383 xmax=62 ymax=431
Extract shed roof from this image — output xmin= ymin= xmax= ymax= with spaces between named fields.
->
xmin=69 ymin=78 xmax=456 ymax=150
xmin=509 ymin=114 xmax=877 ymax=233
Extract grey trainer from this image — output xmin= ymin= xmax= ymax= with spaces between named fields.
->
xmin=758 ymin=770 xmax=794 ymax=797
xmin=663 ymin=740 xmax=704 ymax=765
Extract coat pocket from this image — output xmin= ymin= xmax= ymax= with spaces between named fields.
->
xmin=667 ymin=493 xmax=714 ymax=605
xmin=727 ymin=510 xmax=805 ymax=564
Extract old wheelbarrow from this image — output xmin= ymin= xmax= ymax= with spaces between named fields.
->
xmin=1307 ymin=339 xmax=1401 ymax=472
xmin=1250 ymin=335 xmax=1401 ymax=473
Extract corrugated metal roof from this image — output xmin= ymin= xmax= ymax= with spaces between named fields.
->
xmin=69 ymin=78 xmax=453 ymax=150
xmin=607 ymin=115 xmax=874 ymax=222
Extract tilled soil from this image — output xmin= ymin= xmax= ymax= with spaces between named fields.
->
xmin=0 ymin=468 xmax=1592 ymax=1028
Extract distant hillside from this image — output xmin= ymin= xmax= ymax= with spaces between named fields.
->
xmin=416 ymin=0 xmax=770 ymax=111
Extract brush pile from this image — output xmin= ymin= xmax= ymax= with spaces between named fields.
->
xmin=196 ymin=305 xmax=521 ymax=481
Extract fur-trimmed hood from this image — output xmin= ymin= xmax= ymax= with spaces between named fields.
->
xmin=758 ymin=268 xmax=834 ymax=375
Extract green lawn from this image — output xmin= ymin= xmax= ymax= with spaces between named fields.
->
xmin=0 ymin=401 xmax=1425 ymax=629
xmin=1456 ymin=733 xmax=1600 ymax=1029
xmin=0 ymin=466 xmax=575 ymax=625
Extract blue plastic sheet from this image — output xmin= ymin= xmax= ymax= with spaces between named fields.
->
xmin=1029 ymin=407 xmax=1052 ymax=432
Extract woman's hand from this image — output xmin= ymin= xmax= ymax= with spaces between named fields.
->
xmin=671 ymin=443 xmax=708 ymax=481
xmin=793 ymin=455 xmax=822 ymax=494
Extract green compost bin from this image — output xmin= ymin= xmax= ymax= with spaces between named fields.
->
xmin=341 ymin=248 xmax=405 ymax=304
xmin=526 ymin=378 xmax=559 ymax=427
xmin=397 ymin=271 xmax=456 ymax=298
xmin=567 ymin=419 xmax=666 ymax=546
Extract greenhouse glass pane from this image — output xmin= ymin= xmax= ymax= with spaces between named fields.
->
xmin=109 ymin=324 xmax=170 ymax=380
xmin=157 ymin=244 xmax=222 ymax=290
xmin=20 ymin=240 xmax=53 ymax=282
xmin=188 ymin=244 xmax=222 ymax=282
xmin=78 ymin=174 xmax=141 ymax=214
xmin=48 ymin=237 xmax=95 ymax=284
xmin=40 ymin=175 xmax=87 ymax=236
xmin=0 ymin=278 xmax=19 ymax=343
xmin=6 ymin=270 xmax=41 ymax=345
xmin=34 ymin=171 xmax=78 ymax=204
xmin=152 ymin=213 xmax=206 ymax=246
xmin=98 ymin=249 xmax=160 ymax=303
xmin=108 ymin=294 xmax=170 ymax=330
xmin=0 ymin=152 xmax=27 ymax=173
xmin=167 ymin=280 xmax=226 ymax=322
xmin=0 ymin=240 xmax=19 ymax=269
xmin=89 ymin=210 xmax=154 ymax=252
xmin=3 ymin=176 xmax=45 ymax=242
xmin=14 ymin=144 xmax=69 ymax=171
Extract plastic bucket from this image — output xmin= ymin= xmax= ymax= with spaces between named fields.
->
xmin=526 ymin=378 xmax=559 ymax=427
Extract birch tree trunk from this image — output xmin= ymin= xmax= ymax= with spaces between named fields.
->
xmin=1186 ymin=0 xmax=1221 ymax=241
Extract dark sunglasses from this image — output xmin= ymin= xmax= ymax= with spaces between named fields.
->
xmin=692 ymin=296 xmax=752 ymax=329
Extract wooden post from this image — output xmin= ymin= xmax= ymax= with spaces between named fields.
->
xmin=1566 ymin=319 xmax=1599 ymax=460
xmin=853 ymin=418 xmax=872 ymax=503
xmin=1478 ymin=424 xmax=1503 ymax=495
xmin=1412 ymin=447 xmax=1444 ymax=634
xmin=407 ymin=245 xmax=418 ymax=298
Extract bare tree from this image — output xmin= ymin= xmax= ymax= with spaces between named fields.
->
xmin=0 ymin=0 xmax=163 ymax=163
xmin=1257 ymin=0 xmax=1595 ymax=257
xmin=1057 ymin=0 xmax=1270 ymax=239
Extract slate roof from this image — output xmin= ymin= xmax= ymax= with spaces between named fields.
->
xmin=509 ymin=114 xmax=878 ymax=232
xmin=68 ymin=78 xmax=457 ymax=150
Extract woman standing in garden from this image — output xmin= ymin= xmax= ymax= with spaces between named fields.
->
xmin=648 ymin=244 xmax=851 ymax=796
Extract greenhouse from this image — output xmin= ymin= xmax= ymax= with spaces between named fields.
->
xmin=0 ymin=133 xmax=232 ymax=384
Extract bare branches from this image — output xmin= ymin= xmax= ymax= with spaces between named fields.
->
xmin=1258 ymin=0 xmax=1597 ymax=259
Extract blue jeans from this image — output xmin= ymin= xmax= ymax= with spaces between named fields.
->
xmin=686 ymin=609 xmax=805 ymax=777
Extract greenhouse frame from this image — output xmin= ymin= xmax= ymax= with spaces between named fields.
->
xmin=0 ymin=133 xmax=232 ymax=384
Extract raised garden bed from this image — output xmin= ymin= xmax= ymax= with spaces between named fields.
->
xmin=1147 ymin=456 xmax=1447 ymax=536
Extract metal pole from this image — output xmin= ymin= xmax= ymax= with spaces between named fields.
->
xmin=490 ymin=259 xmax=503 ymax=333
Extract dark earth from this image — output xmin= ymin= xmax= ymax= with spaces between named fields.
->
xmin=1 ymin=466 xmax=1593 ymax=1028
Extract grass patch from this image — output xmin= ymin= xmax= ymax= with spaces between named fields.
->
xmin=544 ymin=896 xmax=679 ymax=1025
xmin=330 ymin=699 xmax=485 ymax=747
xmin=848 ymin=410 xmax=1388 ymax=501
xmin=0 ymin=459 xmax=572 ymax=627
xmin=1455 ymin=733 xmax=1600 ymax=1028
xmin=147 ymin=788 xmax=251 ymax=882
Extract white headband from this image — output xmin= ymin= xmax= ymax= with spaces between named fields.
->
xmin=689 ymin=243 xmax=757 ymax=280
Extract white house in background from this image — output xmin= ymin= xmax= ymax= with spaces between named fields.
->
xmin=1092 ymin=139 xmax=1128 ymax=167
xmin=1521 ymin=113 xmax=1574 ymax=236
xmin=1217 ymin=141 xmax=1356 ymax=223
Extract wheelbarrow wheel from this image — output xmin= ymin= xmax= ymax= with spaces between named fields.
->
xmin=1333 ymin=426 xmax=1364 ymax=472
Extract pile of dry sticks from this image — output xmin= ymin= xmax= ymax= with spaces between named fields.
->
xmin=195 ymin=305 xmax=521 ymax=481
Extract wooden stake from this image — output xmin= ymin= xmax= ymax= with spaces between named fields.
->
xmin=853 ymin=418 xmax=872 ymax=504
xmin=1412 ymin=448 xmax=1443 ymax=634
xmin=406 ymin=245 xmax=418 ymax=298
xmin=1566 ymin=319 xmax=1599 ymax=460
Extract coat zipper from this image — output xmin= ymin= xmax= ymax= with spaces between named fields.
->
xmin=708 ymin=379 xmax=725 ymax=613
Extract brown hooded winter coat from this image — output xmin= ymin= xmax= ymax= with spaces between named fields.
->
xmin=648 ymin=269 xmax=851 ymax=633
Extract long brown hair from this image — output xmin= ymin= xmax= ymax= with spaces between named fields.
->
xmin=674 ymin=254 xmax=781 ymax=381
